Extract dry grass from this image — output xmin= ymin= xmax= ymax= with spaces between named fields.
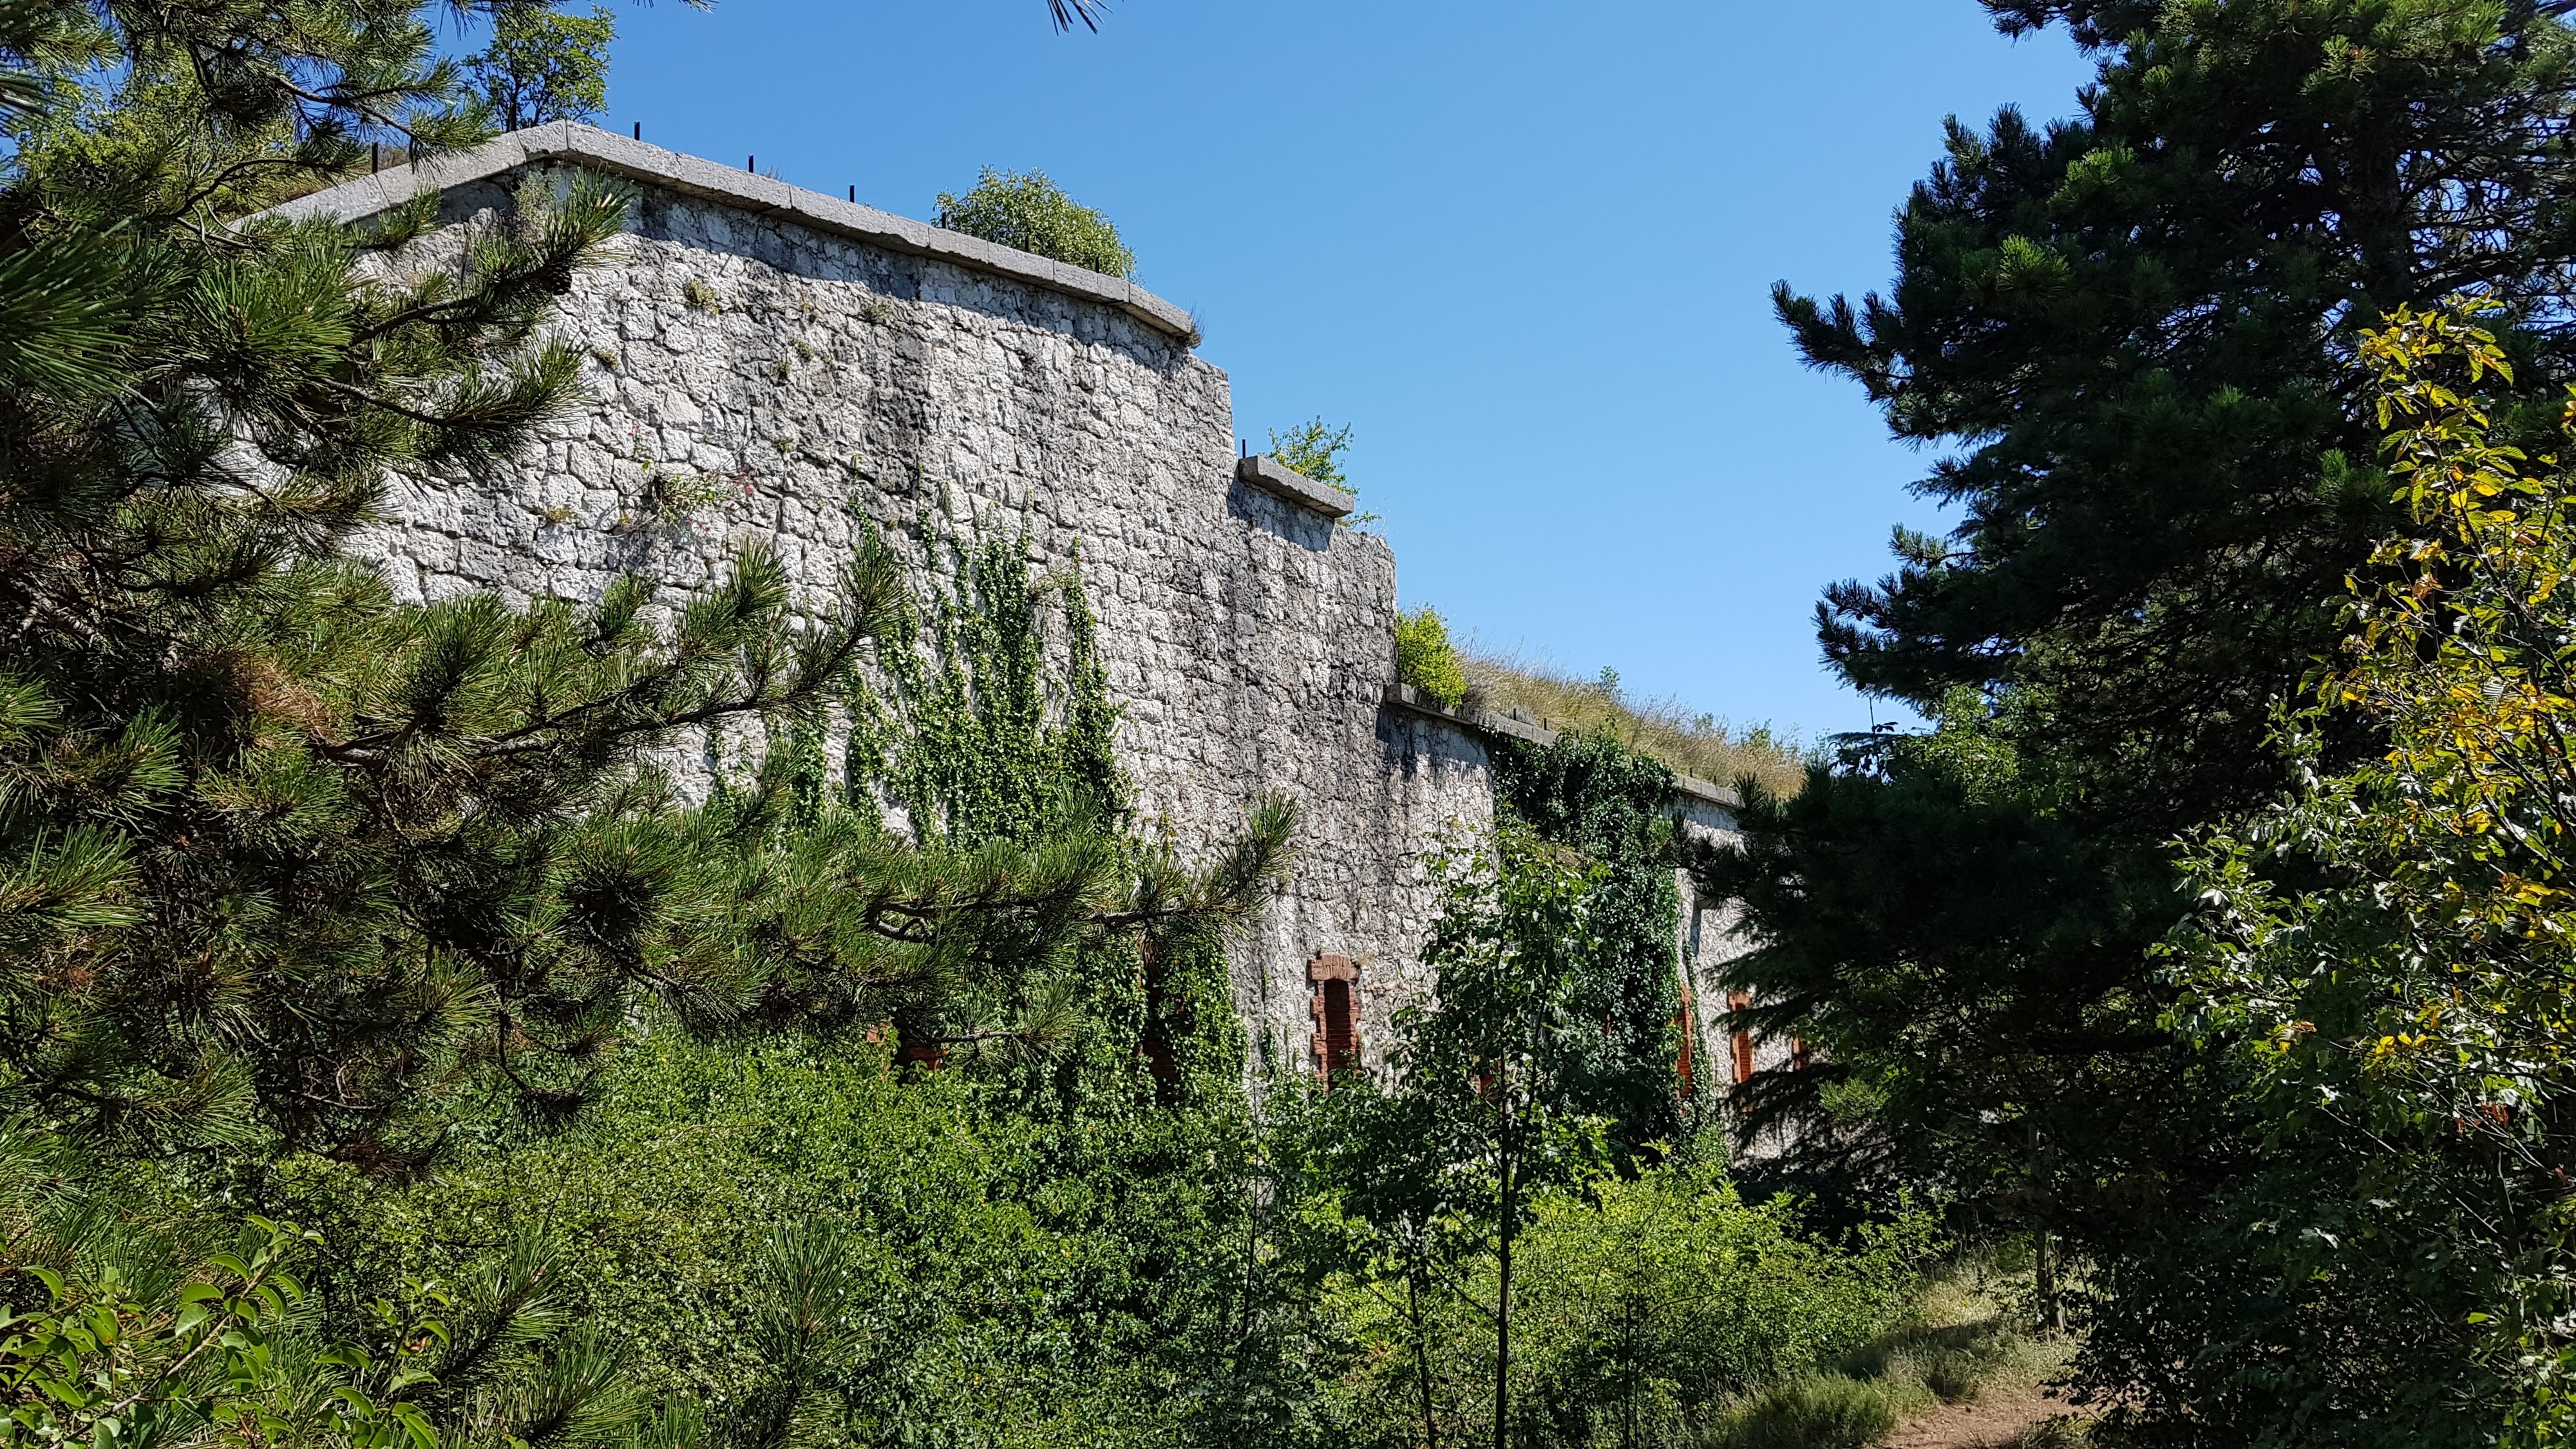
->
xmin=1458 ymin=647 xmax=1810 ymax=798
xmin=1698 ymin=1258 xmax=2083 ymax=1449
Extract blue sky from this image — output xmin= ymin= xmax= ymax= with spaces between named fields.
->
xmin=580 ymin=1 xmax=2098 ymax=743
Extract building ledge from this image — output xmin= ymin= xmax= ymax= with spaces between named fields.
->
xmin=257 ymin=122 xmax=1200 ymax=341
xmin=1236 ymin=455 xmax=1356 ymax=519
xmin=1381 ymin=683 xmax=1742 ymax=811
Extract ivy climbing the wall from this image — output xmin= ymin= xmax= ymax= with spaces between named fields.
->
xmin=1488 ymin=728 xmax=1691 ymax=1157
xmin=849 ymin=530 xmax=1122 ymax=848
xmin=832 ymin=524 xmax=1267 ymax=1110
xmin=235 ymin=525 xmax=1336 ymax=1449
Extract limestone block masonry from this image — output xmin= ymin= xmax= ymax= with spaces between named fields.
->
xmin=264 ymin=124 xmax=1750 ymax=1084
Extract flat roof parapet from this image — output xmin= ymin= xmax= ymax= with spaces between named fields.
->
xmin=258 ymin=122 xmax=1200 ymax=341
xmin=1237 ymin=454 xmax=1357 ymax=519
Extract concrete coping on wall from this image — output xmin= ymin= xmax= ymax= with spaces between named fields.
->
xmin=1381 ymin=683 xmax=1743 ymax=810
xmin=1236 ymin=455 xmax=1357 ymax=519
xmin=254 ymin=122 xmax=1200 ymax=342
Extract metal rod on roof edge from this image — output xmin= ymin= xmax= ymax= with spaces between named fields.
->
xmin=748 ymin=155 xmax=755 ymax=172
xmin=632 ymin=122 xmax=640 ymax=140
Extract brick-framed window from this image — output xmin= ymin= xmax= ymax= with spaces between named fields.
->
xmin=1309 ymin=952 xmax=1359 ymax=1081
xmin=1727 ymin=990 xmax=1754 ymax=1086
xmin=1674 ymin=1007 xmax=1696 ymax=1099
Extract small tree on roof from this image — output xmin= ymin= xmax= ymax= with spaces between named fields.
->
xmin=937 ymin=167 xmax=1135 ymax=279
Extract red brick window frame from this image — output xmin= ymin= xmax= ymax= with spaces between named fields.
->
xmin=1310 ymin=953 xmax=1359 ymax=1081
xmin=1727 ymin=990 xmax=1755 ymax=1086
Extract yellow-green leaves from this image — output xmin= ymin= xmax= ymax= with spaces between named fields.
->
xmin=2168 ymin=297 xmax=2576 ymax=1440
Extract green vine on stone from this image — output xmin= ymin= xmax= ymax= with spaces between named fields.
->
xmin=844 ymin=525 xmax=1122 ymax=848
xmin=1487 ymin=729 xmax=1694 ymax=1159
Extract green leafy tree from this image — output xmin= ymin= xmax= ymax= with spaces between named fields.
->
xmin=1365 ymin=828 xmax=1620 ymax=1449
xmin=1780 ymin=1 xmax=2576 ymax=801
xmin=1699 ymin=690 xmax=2186 ymax=1321
xmin=936 ymin=167 xmax=1134 ymax=278
xmin=469 ymin=3 xmax=616 ymax=132
xmin=1292 ymin=1079 xmax=1479 ymax=1449
xmin=1736 ymin=1 xmax=2576 ymax=1428
xmin=2155 ymin=303 xmax=2576 ymax=1444
xmin=1268 ymin=419 xmax=1353 ymax=490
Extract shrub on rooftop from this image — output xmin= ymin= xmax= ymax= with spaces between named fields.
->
xmin=937 ymin=166 xmax=1135 ymax=278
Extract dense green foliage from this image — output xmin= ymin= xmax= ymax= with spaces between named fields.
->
xmin=469 ymin=3 xmax=618 ymax=131
xmin=1490 ymin=732 xmax=1687 ymax=1157
xmin=274 ymin=1026 xmax=1307 ymax=1447
xmin=1307 ymin=1151 xmax=1923 ymax=1449
xmin=1289 ymin=829 xmax=1923 ymax=1449
xmin=1739 ymin=1 xmax=2576 ymax=1441
xmin=1701 ymin=692 xmax=2188 ymax=1252
xmin=1394 ymin=606 xmax=1467 ymax=708
xmin=2152 ymin=305 xmax=2576 ymax=1444
xmin=936 ymin=167 xmax=1135 ymax=279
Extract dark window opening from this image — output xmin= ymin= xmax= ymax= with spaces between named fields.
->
xmin=1309 ymin=952 xmax=1361 ymax=1083
xmin=1321 ymin=978 xmax=1354 ymax=1075
xmin=1728 ymin=990 xmax=1754 ymax=1085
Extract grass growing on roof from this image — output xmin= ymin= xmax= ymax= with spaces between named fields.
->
xmin=1461 ymin=647 xmax=1809 ymax=797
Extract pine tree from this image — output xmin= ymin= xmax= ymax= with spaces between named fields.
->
xmin=1780 ymin=1 xmax=2576 ymax=808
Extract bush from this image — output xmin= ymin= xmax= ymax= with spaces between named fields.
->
xmin=1268 ymin=417 xmax=1353 ymax=489
xmin=273 ymin=1023 xmax=1312 ymax=1446
xmin=1321 ymin=1157 xmax=1928 ymax=1448
xmin=469 ymin=2 xmax=615 ymax=130
xmin=1705 ymin=1376 xmax=1898 ymax=1449
xmin=1395 ymin=606 xmax=1467 ymax=708
xmin=1508 ymin=1162 xmax=1924 ymax=1441
xmin=937 ymin=167 xmax=1135 ymax=278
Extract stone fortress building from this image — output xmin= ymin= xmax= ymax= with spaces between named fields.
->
xmin=270 ymin=123 xmax=1774 ymax=1087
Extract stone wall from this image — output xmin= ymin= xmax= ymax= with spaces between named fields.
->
xmin=277 ymin=125 xmax=1500 ymax=1070
xmin=274 ymin=124 xmax=1752 ymax=1086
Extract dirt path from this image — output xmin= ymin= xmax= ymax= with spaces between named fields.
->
xmin=1884 ymin=1382 xmax=2080 ymax=1448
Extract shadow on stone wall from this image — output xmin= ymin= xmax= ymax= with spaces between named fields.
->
xmin=1226 ymin=478 xmax=1335 ymax=552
